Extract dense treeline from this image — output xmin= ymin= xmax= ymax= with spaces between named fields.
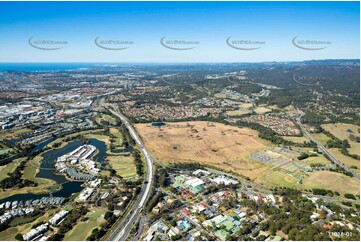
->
xmin=248 ymin=187 xmax=360 ymax=241
xmin=120 ymin=123 xmax=135 ymax=147
xmin=146 ymin=192 xmax=164 ymax=213
xmin=132 ymin=150 xmax=143 ymax=177
xmin=236 ymin=121 xmax=316 ymax=147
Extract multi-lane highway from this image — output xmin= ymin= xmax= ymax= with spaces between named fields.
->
xmin=104 ymin=104 xmax=358 ymax=240
xmin=294 ymin=109 xmax=360 ymax=180
xmin=106 ymin=107 xmax=155 ymax=241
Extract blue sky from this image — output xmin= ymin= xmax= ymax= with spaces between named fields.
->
xmin=0 ymin=1 xmax=359 ymax=62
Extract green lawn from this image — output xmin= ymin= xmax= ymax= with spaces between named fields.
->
xmin=312 ymin=133 xmax=330 ymax=146
xmin=255 ymin=170 xmax=299 ymax=189
xmin=63 ymin=210 xmax=106 ymax=241
xmin=329 ymin=148 xmax=360 ymax=173
xmin=89 ymin=210 xmax=102 ymax=221
xmin=107 ymin=155 xmax=136 ymax=178
xmin=0 ymin=158 xmax=22 ymax=181
xmin=109 ymin=127 xmax=123 ymax=147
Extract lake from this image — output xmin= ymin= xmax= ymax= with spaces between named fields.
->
xmin=0 ymin=138 xmax=108 ymax=204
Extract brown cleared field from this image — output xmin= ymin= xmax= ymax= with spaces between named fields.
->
xmin=254 ymin=106 xmax=272 ymax=114
xmin=302 ymin=170 xmax=359 ymax=195
xmin=135 ymin=121 xmax=272 ymax=179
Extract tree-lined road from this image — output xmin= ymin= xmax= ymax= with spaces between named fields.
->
xmin=106 ymin=106 xmax=155 ymax=241
xmin=294 ymin=109 xmax=359 ymax=180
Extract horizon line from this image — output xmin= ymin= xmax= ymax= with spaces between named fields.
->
xmin=0 ymin=58 xmax=359 ymax=64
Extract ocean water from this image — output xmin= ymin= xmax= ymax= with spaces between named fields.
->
xmin=0 ymin=63 xmax=100 ymax=72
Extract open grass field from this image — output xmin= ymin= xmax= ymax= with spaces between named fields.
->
xmin=0 ymin=185 xmax=58 ymax=200
xmin=302 ymin=155 xmax=331 ymax=166
xmin=254 ymin=105 xmax=272 ymax=114
xmin=312 ymin=133 xmax=330 ymax=146
xmin=283 ymin=135 xmax=310 ymax=143
xmin=226 ymin=103 xmax=254 ymax=116
xmin=257 ymin=168 xmax=360 ymax=195
xmin=322 ymin=123 xmax=360 ymax=156
xmin=0 ymin=128 xmax=32 ymax=139
xmin=63 ymin=209 xmax=106 ymax=241
xmin=109 ymin=127 xmax=123 ymax=147
xmin=328 ymin=148 xmax=360 ymax=173
xmin=302 ymin=170 xmax=360 ymax=195
xmin=95 ymin=113 xmax=117 ymax=126
xmin=214 ymin=93 xmax=227 ymax=99
xmin=0 ymin=158 xmax=22 ymax=181
xmin=239 ymin=103 xmax=254 ymax=109
xmin=135 ymin=121 xmax=272 ymax=179
xmin=256 ymin=170 xmax=299 ymax=189
xmin=107 ymin=155 xmax=136 ymax=178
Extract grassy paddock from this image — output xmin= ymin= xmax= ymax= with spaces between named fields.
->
xmin=107 ymin=155 xmax=136 ymax=178
xmin=322 ymin=122 xmax=360 ymax=156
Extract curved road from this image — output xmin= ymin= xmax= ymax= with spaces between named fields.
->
xmin=106 ymin=107 xmax=155 ymax=241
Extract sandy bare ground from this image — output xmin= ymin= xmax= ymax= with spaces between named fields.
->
xmin=135 ymin=121 xmax=272 ymax=179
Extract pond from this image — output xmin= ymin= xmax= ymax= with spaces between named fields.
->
xmin=152 ymin=122 xmax=166 ymax=127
